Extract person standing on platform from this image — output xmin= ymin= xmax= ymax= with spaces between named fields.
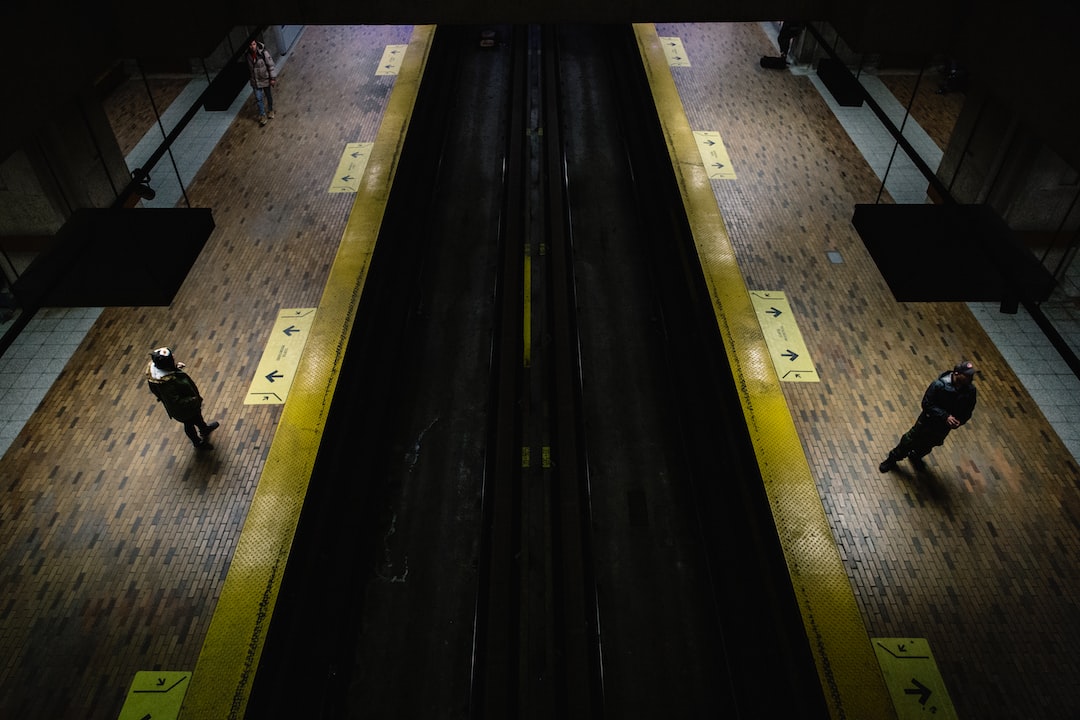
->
xmin=777 ymin=21 xmax=805 ymax=62
xmin=246 ymin=38 xmax=278 ymax=127
xmin=879 ymin=360 xmax=978 ymax=473
xmin=146 ymin=347 xmax=220 ymax=450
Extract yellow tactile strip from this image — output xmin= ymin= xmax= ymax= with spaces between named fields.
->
xmin=633 ymin=24 xmax=896 ymax=720
xmin=179 ymin=25 xmax=435 ymax=720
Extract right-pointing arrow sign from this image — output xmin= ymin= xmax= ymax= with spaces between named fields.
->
xmin=904 ymin=678 xmax=931 ymax=705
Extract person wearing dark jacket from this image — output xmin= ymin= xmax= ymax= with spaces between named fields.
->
xmin=246 ymin=39 xmax=277 ymax=126
xmin=879 ymin=360 xmax=978 ymax=472
xmin=146 ymin=347 xmax=220 ymax=449
xmin=777 ymin=21 xmax=805 ymax=60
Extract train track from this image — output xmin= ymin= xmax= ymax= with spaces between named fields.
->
xmin=246 ymin=24 xmax=828 ymax=720
xmin=472 ymin=23 xmax=602 ymax=719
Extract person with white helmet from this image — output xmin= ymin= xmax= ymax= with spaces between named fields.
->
xmin=146 ymin=347 xmax=220 ymax=449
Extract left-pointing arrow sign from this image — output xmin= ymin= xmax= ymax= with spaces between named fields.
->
xmin=265 ymin=370 xmax=284 ymax=383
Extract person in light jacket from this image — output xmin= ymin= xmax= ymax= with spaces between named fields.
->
xmin=246 ymin=39 xmax=278 ymax=126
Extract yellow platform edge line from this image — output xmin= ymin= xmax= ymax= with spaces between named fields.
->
xmin=180 ymin=25 xmax=435 ymax=720
xmin=632 ymin=24 xmax=895 ymax=720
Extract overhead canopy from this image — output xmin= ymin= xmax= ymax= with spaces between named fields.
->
xmin=12 ymin=208 xmax=214 ymax=307
xmin=853 ymin=203 xmax=1055 ymax=305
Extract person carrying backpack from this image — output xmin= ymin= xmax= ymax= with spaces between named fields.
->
xmin=146 ymin=347 xmax=220 ymax=450
xmin=246 ymin=39 xmax=278 ymax=126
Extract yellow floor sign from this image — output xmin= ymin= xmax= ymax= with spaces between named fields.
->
xmin=749 ymin=290 xmax=819 ymax=382
xmin=117 ymin=671 xmax=190 ymax=720
xmin=329 ymin=142 xmax=373 ymax=193
xmin=693 ymin=130 xmax=736 ymax=180
xmin=658 ymin=37 xmax=691 ymax=67
xmin=872 ymin=638 xmax=958 ymax=719
xmin=246 ymin=308 xmax=317 ymax=404
xmin=376 ymin=44 xmax=409 ymax=75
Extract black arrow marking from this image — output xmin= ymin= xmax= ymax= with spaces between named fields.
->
xmin=133 ymin=676 xmax=189 ymax=693
xmin=781 ymin=350 xmax=799 ymax=361
xmin=711 ymin=162 xmax=726 ymax=170
xmin=767 ymin=307 xmax=782 ymax=317
xmin=266 ymin=370 xmax=284 ymax=383
xmin=341 ymin=175 xmax=354 ymax=182
xmin=874 ymin=641 xmax=930 ymax=659
xmin=904 ymin=678 xmax=931 ymax=705
xmin=282 ymin=325 xmax=299 ymax=336
xmin=252 ymin=392 xmax=283 ymax=401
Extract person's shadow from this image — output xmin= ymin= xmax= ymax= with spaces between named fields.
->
xmin=895 ymin=464 xmax=955 ymax=517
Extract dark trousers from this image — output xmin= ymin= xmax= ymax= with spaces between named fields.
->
xmin=778 ymin=23 xmax=804 ymax=56
xmin=887 ymin=417 xmax=949 ymax=461
xmin=182 ymin=417 xmax=213 ymax=446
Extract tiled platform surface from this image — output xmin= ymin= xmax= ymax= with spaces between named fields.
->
xmin=0 ymin=21 xmax=1079 ymax=720
xmin=0 ymin=25 xmax=413 ymax=718
xmin=662 ymin=22 xmax=1080 ymax=719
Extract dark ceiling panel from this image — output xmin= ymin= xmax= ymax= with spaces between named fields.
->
xmin=853 ymin=203 xmax=1055 ymax=305
xmin=11 ymin=208 xmax=215 ymax=307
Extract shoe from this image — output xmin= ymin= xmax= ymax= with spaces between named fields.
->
xmin=193 ymin=439 xmax=212 ymax=450
xmin=267 ymin=110 xmax=275 ymax=119
xmin=909 ymin=455 xmax=927 ymax=472
xmin=204 ymin=421 xmax=220 ymax=436
xmin=258 ymin=115 xmax=267 ymax=126
xmin=878 ymin=459 xmax=897 ymax=473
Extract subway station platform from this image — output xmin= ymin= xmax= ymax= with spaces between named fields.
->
xmin=1 ymin=23 xmax=1078 ymax=719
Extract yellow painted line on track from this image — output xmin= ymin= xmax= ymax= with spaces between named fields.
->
xmin=634 ymin=23 xmax=895 ymax=720
xmin=873 ymin=638 xmax=958 ymax=719
xmin=657 ymin=36 xmax=691 ymax=67
xmin=329 ymin=142 xmax=373 ymax=193
xmin=693 ymin=131 xmax=736 ymax=180
xmin=245 ymin=308 xmax=318 ymax=404
xmin=748 ymin=290 xmax=819 ymax=382
xmin=521 ymin=446 xmax=553 ymax=468
xmin=118 ymin=671 xmax=190 ymax=720
xmin=180 ymin=25 xmax=435 ymax=720
xmin=524 ymin=248 xmax=532 ymax=367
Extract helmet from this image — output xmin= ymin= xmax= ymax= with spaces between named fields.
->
xmin=150 ymin=347 xmax=176 ymax=370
